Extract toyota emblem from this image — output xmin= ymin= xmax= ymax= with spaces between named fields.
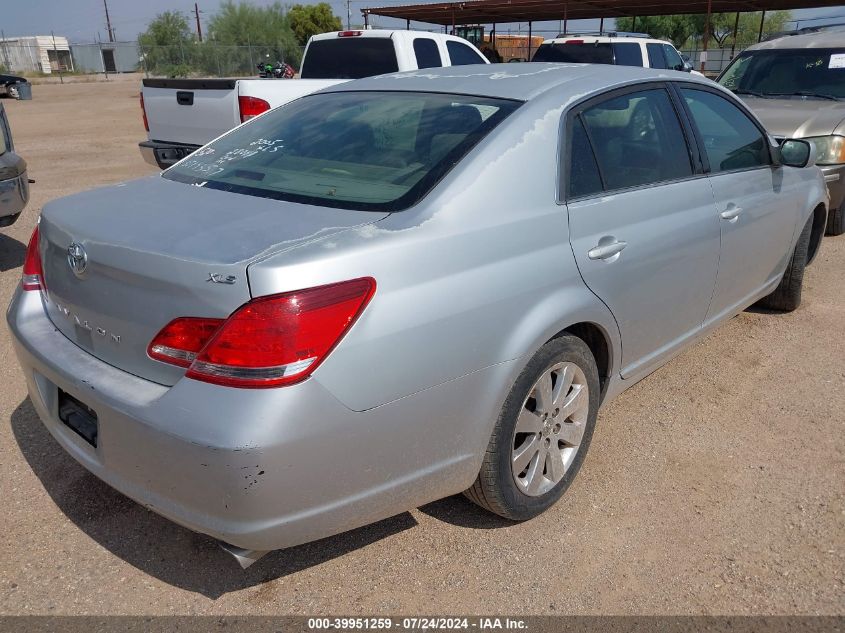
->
xmin=67 ymin=242 xmax=88 ymax=277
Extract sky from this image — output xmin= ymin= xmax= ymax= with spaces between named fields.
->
xmin=1 ymin=0 xmax=844 ymax=44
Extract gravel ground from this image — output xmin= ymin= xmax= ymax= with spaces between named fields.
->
xmin=0 ymin=81 xmax=843 ymax=616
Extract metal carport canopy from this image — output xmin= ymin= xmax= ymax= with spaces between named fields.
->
xmin=362 ymin=0 xmax=844 ymax=25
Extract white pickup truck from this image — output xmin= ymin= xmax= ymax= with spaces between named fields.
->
xmin=139 ymin=29 xmax=489 ymax=168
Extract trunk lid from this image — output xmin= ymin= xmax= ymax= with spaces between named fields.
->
xmin=143 ymin=78 xmax=240 ymax=146
xmin=39 ymin=176 xmax=387 ymax=386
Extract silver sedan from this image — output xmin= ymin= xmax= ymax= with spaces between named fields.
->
xmin=7 ymin=64 xmax=828 ymax=568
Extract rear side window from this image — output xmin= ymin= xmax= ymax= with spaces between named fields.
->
xmin=446 ymin=41 xmax=486 ymax=65
xmin=300 ymin=38 xmax=399 ymax=79
xmin=680 ymin=88 xmax=770 ymax=173
xmin=0 ymin=118 xmax=8 ymax=155
xmin=532 ymin=42 xmax=613 ymax=64
xmin=164 ymin=91 xmax=520 ymax=212
xmin=612 ymin=43 xmax=643 ymax=67
xmin=580 ymin=88 xmax=692 ymax=191
xmin=646 ymin=43 xmax=667 ymax=69
xmin=567 ymin=116 xmax=603 ymax=198
xmin=414 ymin=38 xmax=442 ymax=69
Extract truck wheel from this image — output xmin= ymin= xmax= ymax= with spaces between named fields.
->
xmin=758 ymin=214 xmax=812 ymax=312
xmin=8 ymin=85 xmax=19 ymax=99
xmin=827 ymin=206 xmax=844 ymax=236
xmin=464 ymin=335 xmax=599 ymax=520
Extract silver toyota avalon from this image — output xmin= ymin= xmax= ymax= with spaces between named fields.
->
xmin=7 ymin=64 xmax=828 ymax=567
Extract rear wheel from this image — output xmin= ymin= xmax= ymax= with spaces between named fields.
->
xmin=758 ymin=214 xmax=812 ymax=312
xmin=465 ymin=335 xmax=600 ymax=520
xmin=827 ymin=206 xmax=844 ymax=236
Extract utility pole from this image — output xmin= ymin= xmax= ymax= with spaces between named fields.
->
xmin=194 ymin=3 xmax=203 ymax=42
xmin=103 ymin=0 xmax=115 ymax=42
xmin=347 ymin=0 xmax=352 ymax=30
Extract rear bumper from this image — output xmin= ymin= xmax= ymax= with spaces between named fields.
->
xmin=139 ymin=140 xmax=201 ymax=170
xmin=7 ymin=287 xmax=509 ymax=552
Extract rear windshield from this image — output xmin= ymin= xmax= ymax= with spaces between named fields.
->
xmin=533 ymin=42 xmax=614 ymax=64
xmin=719 ymin=48 xmax=845 ymax=99
xmin=164 ymin=91 xmax=521 ymax=212
xmin=300 ymin=38 xmax=399 ymax=79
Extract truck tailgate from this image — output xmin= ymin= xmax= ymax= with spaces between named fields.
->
xmin=142 ymin=78 xmax=240 ymax=146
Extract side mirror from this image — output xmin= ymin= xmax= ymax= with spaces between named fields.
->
xmin=682 ymin=61 xmax=694 ymax=72
xmin=779 ymin=139 xmax=815 ymax=168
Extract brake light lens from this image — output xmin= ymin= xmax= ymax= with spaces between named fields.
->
xmin=140 ymin=92 xmax=149 ymax=132
xmin=22 ymin=225 xmax=44 ymax=291
xmin=148 ymin=317 xmax=225 ymax=367
xmin=238 ymin=95 xmax=271 ymax=123
xmin=148 ymin=278 xmax=376 ymax=388
xmin=338 ymin=31 xmax=363 ymax=37
xmin=565 ymin=39 xmax=585 ymax=44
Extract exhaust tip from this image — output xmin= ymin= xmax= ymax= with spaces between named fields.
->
xmin=219 ymin=542 xmax=270 ymax=569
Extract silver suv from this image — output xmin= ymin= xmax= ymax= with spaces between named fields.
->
xmin=718 ymin=28 xmax=845 ymax=235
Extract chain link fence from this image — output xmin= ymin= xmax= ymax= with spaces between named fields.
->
xmin=138 ymin=44 xmax=306 ymax=78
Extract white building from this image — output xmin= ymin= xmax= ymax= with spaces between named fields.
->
xmin=0 ymin=35 xmax=73 ymax=74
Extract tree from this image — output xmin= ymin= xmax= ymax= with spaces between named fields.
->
xmin=616 ymin=10 xmax=791 ymax=49
xmin=139 ymin=11 xmax=195 ymax=76
xmin=206 ymin=1 xmax=301 ymax=68
xmin=289 ymin=3 xmax=342 ymax=47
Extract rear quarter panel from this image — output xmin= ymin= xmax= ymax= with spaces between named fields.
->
xmin=247 ymin=92 xmax=620 ymax=412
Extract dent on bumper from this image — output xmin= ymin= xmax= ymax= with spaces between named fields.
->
xmin=7 ymin=288 xmax=511 ymax=551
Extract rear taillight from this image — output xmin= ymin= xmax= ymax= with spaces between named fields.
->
xmin=238 ymin=95 xmax=271 ymax=123
xmin=338 ymin=31 xmax=363 ymax=37
xmin=22 ymin=225 xmax=44 ymax=291
xmin=148 ymin=277 xmax=376 ymax=388
xmin=148 ymin=317 xmax=224 ymax=367
xmin=140 ymin=92 xmax=149 ymax=132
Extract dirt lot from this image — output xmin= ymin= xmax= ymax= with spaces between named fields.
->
xmin=0 ymin=81 xmax=843 ymax=616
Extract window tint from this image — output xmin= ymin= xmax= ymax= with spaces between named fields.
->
xmin=718 ymin=48 xmax=845 ymax=99
xmin=662 ymin=44 xmax=685 ymax=70
xmin=164 ymin=92 xmax=519 ymax=212
xmin=646 ymin=43 xmax=667 ymax=69
xmin=681 ymin=88 xmax=770 ymax=173
xmin=612 ymin=42 xmax=644 ymax=67
xmin=580 ymin=89 xmax=692 ymax=191
xmin=300 ymin=38 xmax=399 ymax=79
xmin=414 ymin=38 xmax=442 ymax=69
xmin=0 ymin=119 xmax=7 ymax=156
xmin=567 ymin=116 xmax=603 ymax=198
xmin=446 ymin=40 xmax=486 ymax=65
xmin=532 ymin=42 xmax=613 ymax=64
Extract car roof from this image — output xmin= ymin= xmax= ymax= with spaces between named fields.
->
xmin=542 ymin=36 xmax=669 ymax=46
xmin=310 ymin=29 xmax=469 ymax=43
xmin=746 ymin=28 xmax=845 ymax=51
xmin=323 ymin=62 xmax=715 ymax=102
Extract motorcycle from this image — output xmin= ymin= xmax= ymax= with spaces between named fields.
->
xmin=257 ymin=61 xmax=295 ymax=79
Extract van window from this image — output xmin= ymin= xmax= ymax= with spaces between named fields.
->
xmin=533 ymin=42 xmax=614 ymax=64
xmin=681 ymin=88 xmax=770 ymax=173
xmin=414 ymin=38 xmax=442 ymax=69
xmin=446 ymin=41 xmax=487 ymax=65
xmin=580 ymin=89 xmax=692 ymax=191
xmin=300 ymin=38 xmax=399 ymax=79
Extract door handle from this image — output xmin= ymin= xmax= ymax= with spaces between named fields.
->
xmin=588 ymin=239 xmax=628 ymax=261
xmin=720 ymin=206 xmax=743 ymax=222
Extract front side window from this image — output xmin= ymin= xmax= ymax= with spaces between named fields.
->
xmin=165 ymin=91 xmax=520 ymax=211
xmin=414 ymin=38 xmax=442 ymax=69
xmin=718 ymin=48 xmax=845 ymax=100
xmin=662 ymin=44 xmax=685 ymax=71
xmin=681 ymin=88 xmax=770 ymax=173
xmin=446 ymin=41 xmax=486 ymax=65
xmin=300 ymin=38 xmax=399 ymax=79
xmin=646 ymin=43 xmax=667 ymax=69
xmin=579 ymin=88 xmax=692 ymax=191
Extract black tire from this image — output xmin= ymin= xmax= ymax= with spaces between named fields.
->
xmin=758 ymin=214 xmax=812 ymax=312
xmin=464 ymin=334 xmax=600 ymax=521
xmin=827 ymin=206 xmax=844 ymax=236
